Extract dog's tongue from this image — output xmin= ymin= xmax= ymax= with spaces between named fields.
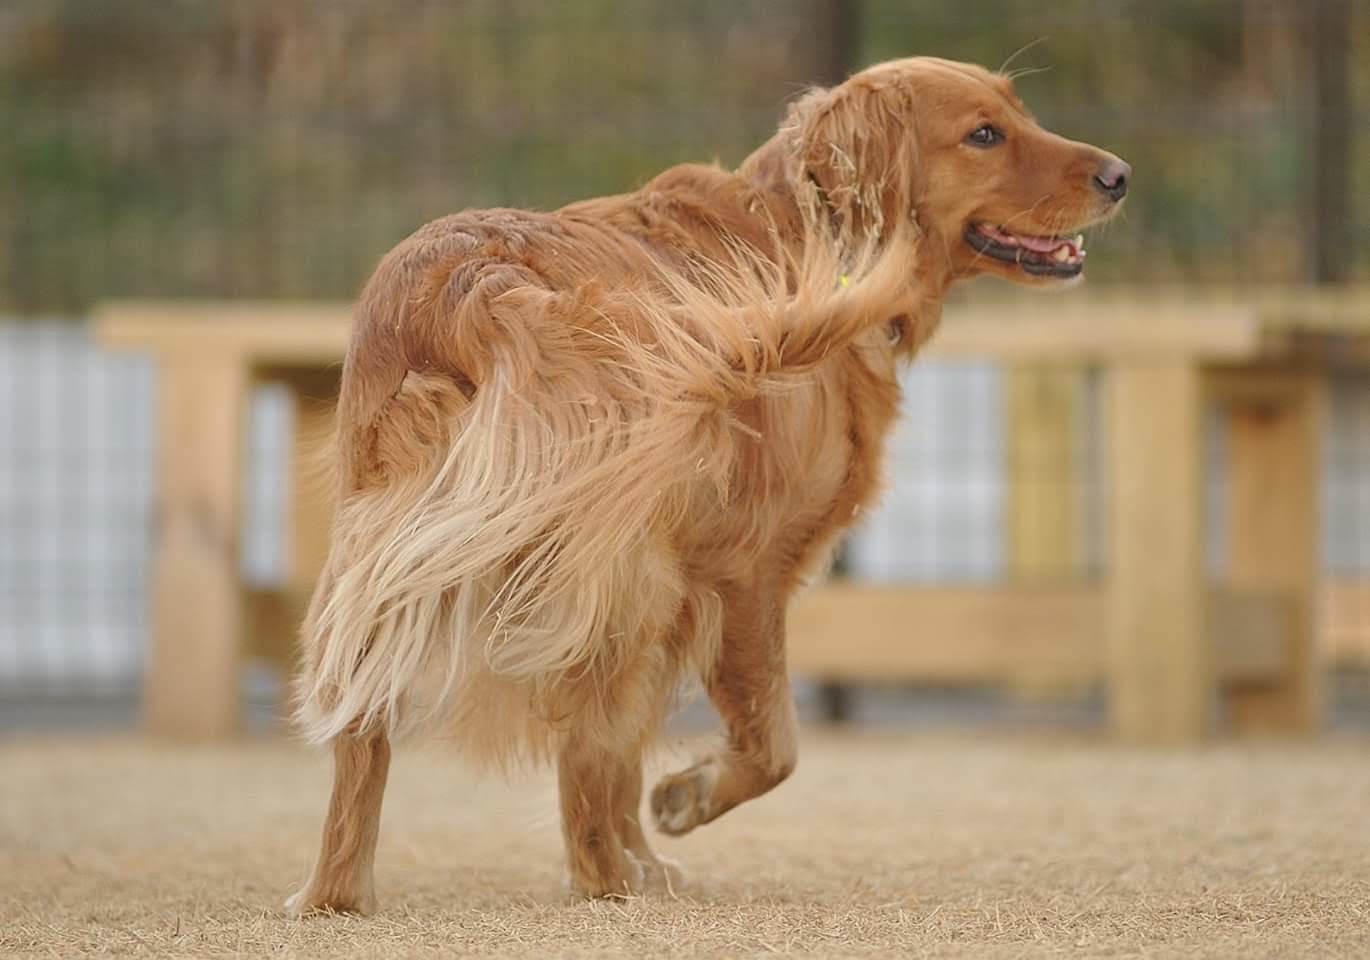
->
xmin=983 ymin=225 xmax=1075 ymax=256
xmin=1017 ymin=233 xmax=1070 ymax=254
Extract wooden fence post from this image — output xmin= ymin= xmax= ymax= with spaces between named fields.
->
xmin=244 ymin=370 xmax=340 ymax=693
xmin=1006 ymin=365 xmax=1084 ymax=581
xmin=145 ymin=354 xmax=248 ymax=738
xmin=1213 ymin=368 xmax=1323 ymax=733
xmin=1106 ymin=361 xmax=1210 ymax=742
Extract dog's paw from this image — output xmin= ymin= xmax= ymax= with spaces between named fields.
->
xmin=566 ymin=848 xmax=646 ymax=900
xmin=650 ymin=761 xmax=717 ymax=836
xmin=631 ymin=849 xmax=687 ymax=895
xmin=283 ymin=886 xmax=375 ymax=918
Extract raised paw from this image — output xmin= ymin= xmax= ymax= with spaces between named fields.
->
xmin=629 ymin=849 xmax=688 ymax=895
xmin=650 ymin=760 xmax=718 ymax=836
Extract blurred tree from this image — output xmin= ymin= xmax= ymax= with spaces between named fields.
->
xmin=0 ymin=0 xmax=1364 ymax=314
xmin=1306 ymin=0 xmax=1352 ymax=282
xmin=812 ymin=0 xmax=861 ymax=87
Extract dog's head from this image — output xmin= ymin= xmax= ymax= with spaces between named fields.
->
xmin=762 ymin=56 xmax=1129 ymax=288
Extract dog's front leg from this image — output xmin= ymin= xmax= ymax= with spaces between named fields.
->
xmin=558 ymin=736 xmax=646 ymax=898
xmin=650 ymin=589 xmax=797 ymax=836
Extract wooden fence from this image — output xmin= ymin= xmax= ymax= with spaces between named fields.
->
xmin=94 ymin=288 xmax=1370 ymax=742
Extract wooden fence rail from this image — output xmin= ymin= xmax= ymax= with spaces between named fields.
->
xmin=95 ymin=287 xmax=1370 ymax=742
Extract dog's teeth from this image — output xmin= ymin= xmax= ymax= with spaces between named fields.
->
xmin=1075 ymin=234 xmax=1085 ymax=248
xmin=1053 ymin=247 xmax=1071 ymax=262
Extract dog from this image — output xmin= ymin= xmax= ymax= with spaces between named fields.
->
xmin=285 ymin=55 xmax=1128 ymax=915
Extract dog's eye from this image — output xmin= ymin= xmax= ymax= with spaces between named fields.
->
xmin=965 ymin=124 xmax=1004 ymax=148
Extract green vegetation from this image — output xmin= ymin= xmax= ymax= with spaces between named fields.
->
xmin=0 ymin=0 xmax=1364 ymax=312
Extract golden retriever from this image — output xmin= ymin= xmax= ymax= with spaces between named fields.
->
xmin=286 ymin=55 xmax=1129 ymax=914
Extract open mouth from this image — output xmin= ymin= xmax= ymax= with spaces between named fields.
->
xmin=963 ymin=222 xmax=1087 ymax=278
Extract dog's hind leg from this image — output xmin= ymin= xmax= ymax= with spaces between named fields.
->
xmin=649 ymin=589 xmax=797 ymax=836
xmin=285 ymin=725 xmax=392 ymax=917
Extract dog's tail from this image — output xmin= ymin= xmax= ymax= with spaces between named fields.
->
xmin=602 ymin=215 xmax=920 ymax=408
xmin=292 ymin=208 xmax=918 ymax=755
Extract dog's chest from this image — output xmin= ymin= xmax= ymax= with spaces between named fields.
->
xmin=685 ymin=350 xmax=902 ymax=582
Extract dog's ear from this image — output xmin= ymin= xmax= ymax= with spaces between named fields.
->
xmin=783 ymin=79 xmax=916 ymax=241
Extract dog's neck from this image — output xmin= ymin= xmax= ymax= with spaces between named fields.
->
xmin=738 ymin=135 xmax=949 ymax=360
xmin=738 ymin=133 xmax=840 ymax=249
xmin=736 ymin=134 xmax=795 ymax=212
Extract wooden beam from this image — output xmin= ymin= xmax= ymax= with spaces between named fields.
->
xmin=244 ymin=588 xmax=298 ymax=662
xmin=1105 ymin=362 xmax=1210 ymax=743
xmin=144 ymin=353 xmax=248 ymax=738
xmin=1322 ymin=577 xmax=1370 ymax=667
xmin=1005 ymin=366 xmax=1083 ymax=580
xmin=943 ymin=286 xmax=1370 ymax=334
xmin=92 ymin=289 xmax=1370 ymax=368
xmin=1208 ymin=586 xmax=1294 ymax=684
xmin=241 ymin=369 xmax=342 ymax=676
xmin=787 ymin=584 xmax=1104 ymax=686
xmin=1212 ymin=368 xmax=1323 ymax=733
xmin=786 ymin=583 xmax=1288 ymax=688
xmin=283 ymin=370 xmax=339 ymax=596
xmin=933 ymin=304 xmax=1262 ymax=361
xmin=93 ymin=300 xmax=352 ymax=364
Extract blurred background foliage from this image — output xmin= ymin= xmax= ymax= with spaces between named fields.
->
xmin=0 ymin=0 xmax=1364 ymax=313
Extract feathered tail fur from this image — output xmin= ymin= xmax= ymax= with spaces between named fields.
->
xmin=294 ymin=190 xmax=919 ymax=766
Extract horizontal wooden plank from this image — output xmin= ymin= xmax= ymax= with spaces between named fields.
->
xmin=930 ymin=303 xmax=1262 ymax=360
xmin=91 ymin=300 xmax=353 ymax=364
xmin=1322 ymin=577 xmax=1370 ymax=666
xmin=787 ymin=583 xmax=1292 ymax=687
xmin=787 ymin=584 xmax=1105 ymax=685
xmin=933 ymin=286 xmax=1370 ymax=361
xmin=92 ymin=288 xmax=1370 ymax=366
xmin=244 ymin=579 xmax=1301 ymax=690
xmin=944 ymin=286 xmax=1370 ymax=333
xmin=244 ymin=588 xmax=303 ymax=665
xmin=92 ymin=299 xmax=1262 ymax=362
xmin=1207 ymin=587 xmax=1291 ymax=683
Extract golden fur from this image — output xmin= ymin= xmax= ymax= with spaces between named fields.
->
xmin=287 ymin=56 xmax=1128 ymax=913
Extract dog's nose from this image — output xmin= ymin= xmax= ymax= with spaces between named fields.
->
xmin=1093 ymin=157 xmax=1131 ymax=202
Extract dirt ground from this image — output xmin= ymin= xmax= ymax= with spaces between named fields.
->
xmin=3 ymin=730 xmax=1369 ymax=959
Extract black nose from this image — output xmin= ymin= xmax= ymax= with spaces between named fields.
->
xmin=1093 ymin=157 xmax=1130 ymax=202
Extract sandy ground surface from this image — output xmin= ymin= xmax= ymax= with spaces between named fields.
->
xmin=3 ymin=731 xmax=1369 ymax=959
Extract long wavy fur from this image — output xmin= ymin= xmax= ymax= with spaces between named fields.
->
xmin=293 ymin=79 xmax=922 ymax=769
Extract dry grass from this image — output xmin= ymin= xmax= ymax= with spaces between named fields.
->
xmin=3 ymin=730 xmax=1369 ymax=958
